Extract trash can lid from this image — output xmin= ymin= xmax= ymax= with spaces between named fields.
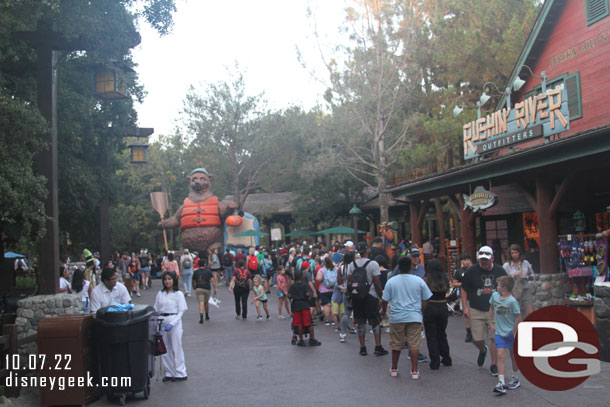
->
xmin=95 ymin=304 xmax=155 ymax=326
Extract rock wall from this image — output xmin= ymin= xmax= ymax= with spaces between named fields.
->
xmin=14 ymin=294 xmax=83 ymax=356
xmin=532 ymin=272 xmax=572 ymax=310
xmin=594 ymin=283 xmax=610 ymax=362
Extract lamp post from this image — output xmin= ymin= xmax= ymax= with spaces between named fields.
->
xmin=349 ymin=204 xmax=361 ymax=244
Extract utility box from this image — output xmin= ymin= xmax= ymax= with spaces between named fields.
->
xmin=37 ymin=314 xmax=101 ymax=407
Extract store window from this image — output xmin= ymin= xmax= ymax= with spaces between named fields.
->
xmin=523 ymin=72 xmax=582 ymax=120
xmin=485 ymin=219 xmax=508 ymax=264
xmin=586 ymin=0 xmax=609 ymax=26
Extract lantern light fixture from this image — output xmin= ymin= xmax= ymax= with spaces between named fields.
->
xmin=512 ymin=64 xmax=548 ymax=93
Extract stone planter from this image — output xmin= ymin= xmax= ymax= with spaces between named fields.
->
xmin=594 ymin=282 xmax=610 ymax=362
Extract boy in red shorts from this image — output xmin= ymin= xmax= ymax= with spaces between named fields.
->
xmin=289 ymin=269 xmax=321 ymax=346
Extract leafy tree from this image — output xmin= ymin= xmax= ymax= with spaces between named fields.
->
xmin=317 ymin=0 xmax=415 ymax=223
xmin=182 ymin=70 xmax=273 ymax=209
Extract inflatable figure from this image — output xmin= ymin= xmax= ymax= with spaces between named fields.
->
xmin=159 ymin=168 xmax=237 ymax=255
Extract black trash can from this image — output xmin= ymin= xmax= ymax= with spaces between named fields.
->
xmin=95 ymin=304 xmax=156 ymax=405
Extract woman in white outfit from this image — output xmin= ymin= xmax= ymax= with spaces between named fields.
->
xmin=154 ymin=271 xmax=188 ymax=382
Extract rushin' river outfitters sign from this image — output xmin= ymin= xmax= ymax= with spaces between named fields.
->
xmin=463 ymin=87 xmax=570 ymax=160
xmin=463 ymin=186 xmax=498 ymax=212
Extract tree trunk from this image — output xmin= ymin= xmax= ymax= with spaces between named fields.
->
xmin=449 ymin=194 xmax=476 ymax=259
xmin=409 ymin=200 xmax=428 ymax=246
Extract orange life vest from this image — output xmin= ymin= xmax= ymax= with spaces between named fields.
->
xmin=180 ymin=197 xmax=221 ymax=230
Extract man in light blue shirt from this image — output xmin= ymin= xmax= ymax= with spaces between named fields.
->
xmin=380 ymin=256 xmax=432 ymax=380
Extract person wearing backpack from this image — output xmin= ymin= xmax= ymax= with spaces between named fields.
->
xmin=316 ymin=256 xmax=337 ymax=325
xmin=247 ymin=247 xmax=260 ymax=277
xmin=180 ymin=249 xmax=194 ymax=297
xmin=229 ymin=259 xmax=252 ymax=320
xmin=222 ymin=248 xmax=235 ymax=287
xmin=345 ymin=242 xmax=388 ymax=357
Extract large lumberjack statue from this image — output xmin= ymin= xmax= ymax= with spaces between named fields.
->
xmin=158 ymin=168 xmax=237 ymax=255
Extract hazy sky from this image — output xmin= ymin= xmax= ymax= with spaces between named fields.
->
xmin=132 ymin=0 xmax=348 ymax=137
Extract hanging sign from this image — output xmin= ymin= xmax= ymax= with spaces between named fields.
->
xmin=463 ymin=186 xmax=498 ymax=212
xmin=270 ymin=228 xmax=282 ymax=241
xmin=463 ymin=87 xmax=570 ymax=160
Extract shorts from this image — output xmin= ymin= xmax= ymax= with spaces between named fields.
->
xmin=518 ymin=287 xmax=534 ymax=309
xmin=470 ymin=308 xmax=494 ymax=342
xmin=331 ymin=301 xmax=344 ymax=315
xmin=352 ymin=294 xmax=381 ymax=327
xmin=277 ymin=290 xmax=286 ymax=299
xmin=133 ymin=271 xmax=141 ymax=282
xmin=390 ymin=322 xmax=422 ymax=351
xmin=319 ymin=292 xmax=332 ymax=306
xmin=495 ymin=333 xmax=515 ymax=349
xmin=140 ymin=266 xmax=150 ymax=275
xmin=257 ymin=299 xmax=268 ymax=304
xmin=293 ymin=309 xmax=312 ymax=327
xmin=195 ymin=288 xmax=210 ymax=304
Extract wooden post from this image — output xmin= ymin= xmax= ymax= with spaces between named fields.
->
xmin=409 ymin=199 xmax=428 ymax=246
xmin=433 ymin=198 xmax=446 ymax=256
xmin=448 ymin=194 xmax=476 ymax=259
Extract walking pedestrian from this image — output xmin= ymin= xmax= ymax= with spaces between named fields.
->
xmin=251 ymin=275 xmax=270 ymax=320
xmin=222 ymin=248 xmax=235 ymax=287
xmin=209 ymin=247 xmax=222 ymax=286
xmin=180 ymin=249 xmax=194 ymax=297
xmin=154 ymin=271 xmax=188 ymax=382
xmin=316 ymin=256 xmax=337 ymax=325
xmin=461 ymin=245 xmax=507 ymax=376
xmin=490 ymin=276 xmax=522 ymax=394
xmin=503 ymin=244 xmax=535 ymax=317
xmin=423 ymin=259 xmax=452 ymax=370
xmin=380 ymin=256 xmax=432 ymax=379
xmin=229 ymin=259 xmax=251 ymax=319
xmin=288 ymin=269 xmax=321 ymax=346
xmin=452 ymin=253 xmax=473 ymax=342
xmin=276 ymin=266 xmax=290 ymax=319
xmin=192 ymin=259 xmax=216 ymax=324
xmin=346 ymin=242 xmax=388 ymax=357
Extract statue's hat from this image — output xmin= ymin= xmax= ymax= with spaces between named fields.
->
xmin=191 ymin=168 xmax=208 ymax=176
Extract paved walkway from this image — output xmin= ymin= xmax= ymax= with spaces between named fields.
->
xmin=12 ymin=277 xmax=610 ymax=406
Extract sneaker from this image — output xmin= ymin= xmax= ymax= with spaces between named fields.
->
xmin=235 ymin=315 xmax=241 ymax=320
xmin=256 ymin=315 xmax=263 ymax=320
xmin=489 ymin=364 xmax=498 ymax=376
xmin=199 ymin=318 xmax=203 ymax=324
xmin=418 ymin=353 xmax=428 ymax=363
xmin=359 ymin=347 xmax=368 ymax=356
xmin=205 ymin=315 xmax=210 ymax=321
xmin=465 ymin=331 xmax=473 ymax=342
xmin=477 ymin=345 xmax=488 ymax=367
xmin=507 ymin=377 xmax=520 ymax=390
xmin=493 ymin=382 xmax=507 ymax=395
xmin=278 ymin=315 xmax=286 ymax=320
xmin=324 ymin=321 xmax=331 ymax=326
xmin=349 ymin=328 xmax=357 ymax=335
xmin=333 ymin=327 xmax=341 ymax=333
xmin=374 ymin=346 xmax=389 ymax=356
xmin=309 ymin=339 xmax=321 ymax=346
xmin=266 ymin=315 xmax=270 ymax=320
xmin=411 ymin=371 xmax=420 ymax=380
xmin=339 ymin=333 xmax=346 ymax=343
xmin=297 ymin=339 xmax=306 ymax=347
xmin=389 ymin=369 xmax=398 ymax=377
xmin=291 ymin=336 xmax=297 ymax=345
xmin=331 ymin=322 xmax=335 ymax=326
xmin=136 ymin=293 xmax=141 ymax=297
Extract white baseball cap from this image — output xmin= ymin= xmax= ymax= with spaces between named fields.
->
xmin=344 ymin=241 xmax=355 ymax=248
xmin=477 ymin=246 xmax=493 ymax=260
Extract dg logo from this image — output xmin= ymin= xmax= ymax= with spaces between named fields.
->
xmin=515 ymin=305 xmax=600 ymax=391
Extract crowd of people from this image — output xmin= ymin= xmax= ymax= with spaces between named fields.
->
xmin=49 ymin=236 xmax=534 ymax=392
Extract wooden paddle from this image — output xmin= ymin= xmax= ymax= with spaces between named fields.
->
xmin=150 ymin=192 xmax=169 ymax=252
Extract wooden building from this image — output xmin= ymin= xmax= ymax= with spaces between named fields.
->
xmin=388 ymin=0 xmax=610 ymax=274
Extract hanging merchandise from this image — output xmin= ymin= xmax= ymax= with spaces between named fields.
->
xmin=557 ymin=234 xmax=596 ymax=305
xmin=595 ymin=229 xmax=609 ymax=283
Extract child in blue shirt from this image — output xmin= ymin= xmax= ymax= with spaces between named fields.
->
xmin=489 ymin=275 xmax=521 ymax=395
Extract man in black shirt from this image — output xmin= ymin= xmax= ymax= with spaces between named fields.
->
xmin=460 ymin=245 xmax=506 ymax=377
xmin=452 ymin=253 xmax=473 ymax=342
xmin=193 ymin=261 xmax=216 ymax=324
